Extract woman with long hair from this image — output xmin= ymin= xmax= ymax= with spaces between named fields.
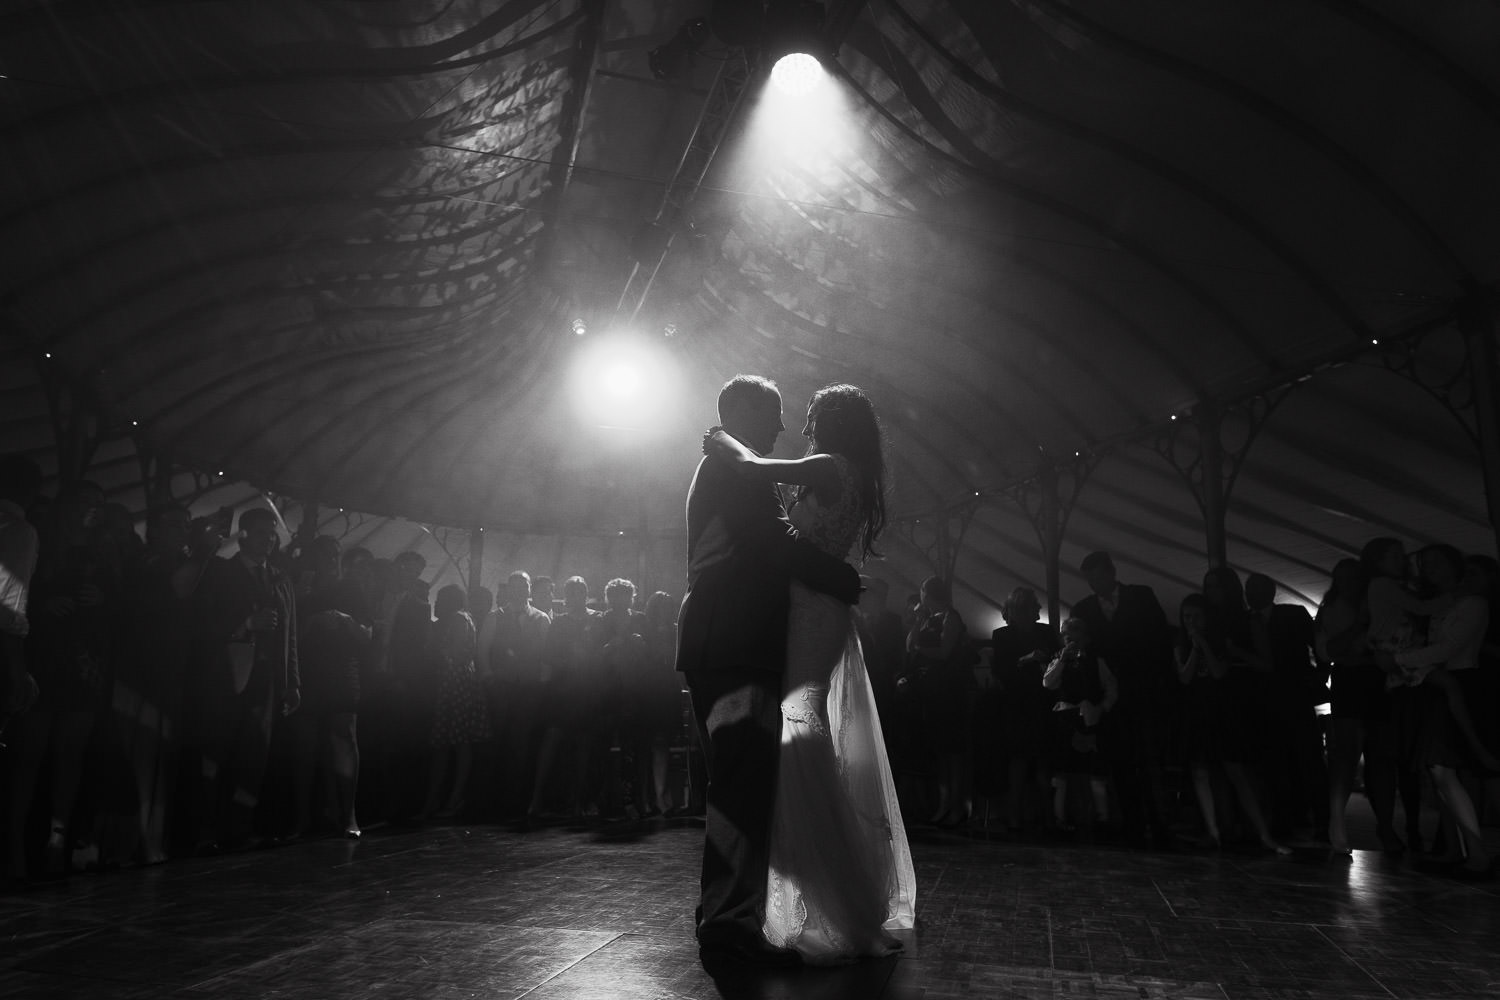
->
xmin=706 ymin=382 xmax=915 ymax=964
xmin=1175 ymin=593 xmax=1288 ymax=853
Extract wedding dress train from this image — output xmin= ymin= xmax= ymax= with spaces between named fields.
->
xmin=761 ymin=465 xmax=916 ymax=963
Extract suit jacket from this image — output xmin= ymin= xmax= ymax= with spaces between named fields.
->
xmin=675 ymin=454 xmax=859 ymax=674
xmin=1070 ymin=582 xmax=1171 ymax=696
xmin=1253 ymin=603 xmax=1327 ymax=699
xmin=197 ymin=554 xmax=299 ymax=698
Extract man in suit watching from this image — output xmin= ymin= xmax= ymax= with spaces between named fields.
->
xmin=1070 ymin=551 xmax=1174 ymax=849
xmin=676 ymin=375 xmax=860 ymax=966
xmin=196 ymin=507 xmax=300 ymax=850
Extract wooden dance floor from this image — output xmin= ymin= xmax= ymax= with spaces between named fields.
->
xmin=3 ymin=814 xmax=1498 ymax=999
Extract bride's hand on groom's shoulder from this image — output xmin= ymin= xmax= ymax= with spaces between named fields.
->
xmin=701 ymin=426 xmax=727 ymax=456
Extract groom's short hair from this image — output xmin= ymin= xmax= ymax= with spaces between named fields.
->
xmin=718 ymin=374 xmax=779 ymax=421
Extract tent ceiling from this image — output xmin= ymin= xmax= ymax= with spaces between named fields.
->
xmin=3 ymin=0 xmax=1498 ymax=620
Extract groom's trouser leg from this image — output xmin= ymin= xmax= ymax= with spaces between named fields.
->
xmin=684 ymin=668 xmax=782 ymax=945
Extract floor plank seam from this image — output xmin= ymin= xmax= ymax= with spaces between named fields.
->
xmin=513 ymin=930 xmax=627 ymax=999
xmin=1311 ymin=924 xmax=1400 ymax=1000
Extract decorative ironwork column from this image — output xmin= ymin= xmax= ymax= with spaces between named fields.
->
xmin=38 ymin=358 xmax=104 ymax=490
xmin=889 ymin=497 xmax=980 ymax=595
xmin=1153 ymin=390 xmax=1290 ymax=569
xmin=1456 ymin=284 xmax=1500 ymax=551
xmin=468 ymin=526 xmax=486 ymax=605
xmin=1004 ymin=450 xmax=1100 ymax=626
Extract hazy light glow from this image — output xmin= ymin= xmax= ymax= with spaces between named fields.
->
xmin=771 ymin=52 xmax=824 ymax=97
xmin=602 ymin=362 xmax=642 ymax=400
xmin=569 ymin=334 xmax=681 ymax=433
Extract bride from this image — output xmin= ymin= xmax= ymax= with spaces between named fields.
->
xmin=707 ymin=382 xmax=917 ymax=964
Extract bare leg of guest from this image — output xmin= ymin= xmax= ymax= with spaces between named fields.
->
xmin=1191 ymin=764 xmax=1220 ymax=846
xmin=441 ymin=744 xmax=472 ymax=816
xmin=1088 ymin=776 xmax=1109 ymax=829
xmin=1428 ymin=764 xmax=1490 ymax=871
xmin=329 ymin=713 xmax=360 ymax=834
xmin=1225 ymin=761 xmax=1288 ymax=853
xmin=1326 ymin=718 xmax=1363 ymax=855
xmin=1052 ymin=775 xmax=1071 ymax=831
xmin=651 ymin=743 xmax=671 ymax=813
xmin=47 ymin=710 xmax=97 ymax=872
xmin=1424 ymin=670 xmax=1500 ymax=771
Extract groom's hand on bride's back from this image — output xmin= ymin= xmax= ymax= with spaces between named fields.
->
xmin=831 ymin=561 xmax=862 ymax=604
xmin=788 ymin=537 xmax=862 ymax=604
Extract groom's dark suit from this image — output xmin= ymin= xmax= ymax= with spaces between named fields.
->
xmin=677 ymin=452 xmax=859 ymax=952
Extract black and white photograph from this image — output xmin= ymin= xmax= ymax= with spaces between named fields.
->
xmin=3 ymin=2 xmax=1500 ymax=997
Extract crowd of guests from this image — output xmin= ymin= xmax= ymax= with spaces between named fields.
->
xmin=3 ymin=449 xmax=1497 ymax=885
xmin=0 ymin=457 xmax=690 ymax=885
xmin=892 ymin=548 xmax=1500 ymax=877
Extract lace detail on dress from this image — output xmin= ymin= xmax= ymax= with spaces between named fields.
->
xmin=791 ymin=454 xmax=863 ymax=560
xmin=781 ymin=683 xmax=829 ymax=736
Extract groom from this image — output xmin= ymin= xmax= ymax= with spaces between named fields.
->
xmin=677 ymin=374 xmax=861 ymax=966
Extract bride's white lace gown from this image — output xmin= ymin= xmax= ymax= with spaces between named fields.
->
xmin=762 ymin=454 xmax=917 ymax=964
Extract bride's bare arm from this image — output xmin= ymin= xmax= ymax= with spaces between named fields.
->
xmin=704 ymin=428 xmax=842 ymax=501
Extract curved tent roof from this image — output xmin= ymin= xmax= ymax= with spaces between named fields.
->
xmin=3 ymin=0 xmax=1498 ymax=626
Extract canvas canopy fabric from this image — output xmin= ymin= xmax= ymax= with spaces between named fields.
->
xmin=3 ymin=0 xmax=1497 ymax=625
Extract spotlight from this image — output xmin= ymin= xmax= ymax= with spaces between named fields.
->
xmin=771 ymin=52 xmax=823 ymax=96
xmin=765 ymin=0 xmax=828 ymax=95
xmin=648 ymin=17 xmax=710 ymax=81
xmin=571 ymin=318 xmax=587 ymax=337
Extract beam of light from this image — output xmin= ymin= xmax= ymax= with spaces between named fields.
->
xmin=732 ymin=57 xmax=854 ymax=175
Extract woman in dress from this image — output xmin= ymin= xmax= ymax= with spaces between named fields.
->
xmin=904 ymin=576 xmax=977 ymax=827
xmin=421 ymin=584 xmax=489 ymax=821
xmin=706 ymin=382 xmax=916 ymax=965
xmin=1196 ymin=569 xmax=1289 ymax=854
xmin=1175 ymin=593 xmax=1288 ymax=853
xmin=1042 ymin=617 xmax=1115 ymax=833
xmin=990 ymin=587 xmax=1059 ymax=834
xmin=1389 ymin=546 xmax=1493 ymax=876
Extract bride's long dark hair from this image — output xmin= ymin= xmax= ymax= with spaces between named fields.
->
xmin=804 ymin=383 xmax=887 ymax=562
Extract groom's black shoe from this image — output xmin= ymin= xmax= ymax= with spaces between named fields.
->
xmin=698 ymin=934 xmax=802 ymax=968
